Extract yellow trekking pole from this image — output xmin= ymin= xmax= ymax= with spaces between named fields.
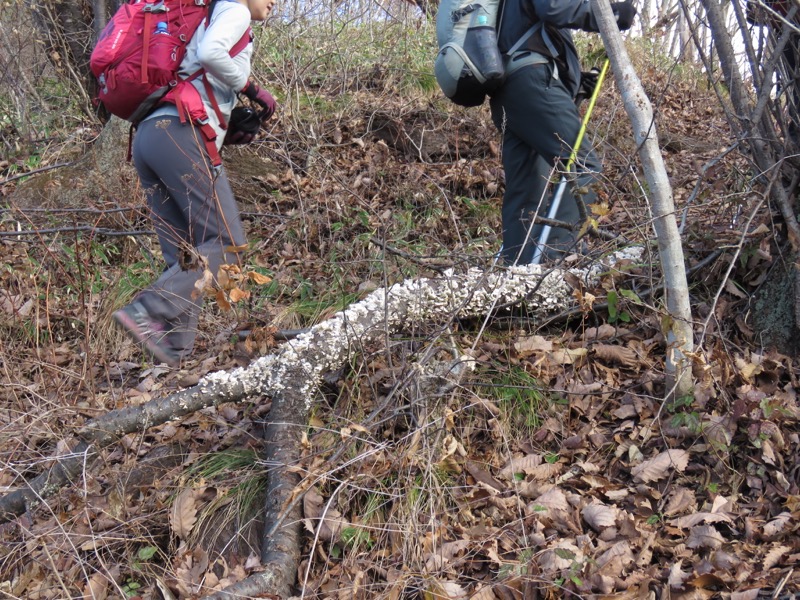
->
xmin=530 ymin=57 xmax=611 ymax=265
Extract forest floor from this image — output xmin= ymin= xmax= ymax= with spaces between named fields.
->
xmin=1 ymin=35 xmax=799 ymax=600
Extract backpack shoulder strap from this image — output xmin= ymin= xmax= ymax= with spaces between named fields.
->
xmin=204 ymin=0 xmax=252 ymax=57
xmin=499 ymin=0 xmax=546 ymax=58
xmin=506 ymin=22 xmax=542 ymax=56
xmin=230 ymin=27 xmax=252 ymax=57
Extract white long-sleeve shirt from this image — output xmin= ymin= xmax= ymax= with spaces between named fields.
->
xmin=146 ymin=0 xmax=253 ymax=149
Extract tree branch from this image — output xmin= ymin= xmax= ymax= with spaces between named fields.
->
xmin=593 ymin=0 xmax=694 ymax=399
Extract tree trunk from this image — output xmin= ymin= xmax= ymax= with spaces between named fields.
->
xmin=593 ymin=0 xmax=694 ymax=399
xmin=23 ymin=0 xmax=96 ymax=115
xmin=10 ymin=117 xmax=138 ymax=209
xmin=694 ymin=0 xmax=800 ymax=352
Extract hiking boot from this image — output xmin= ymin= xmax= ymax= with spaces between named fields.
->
xmin=113 ymin=301 xmax=180 ymax=367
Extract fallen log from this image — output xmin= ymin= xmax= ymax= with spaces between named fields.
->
xmin=202 ymin=387 xmax=305 ymax=600
xmin=0 ymin=251 xmax=642 ymax=567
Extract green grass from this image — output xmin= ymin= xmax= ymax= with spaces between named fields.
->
xmin=476 ymin=364 xmax=549 ymax=432
xmin=184 ymin=448 xmax=269 ymax=547
xmin=185 ymin=448 xmax=262 ymax=480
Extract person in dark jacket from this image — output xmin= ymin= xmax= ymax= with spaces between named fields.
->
xmin=491 ymin=0 xmax=636 ymax=265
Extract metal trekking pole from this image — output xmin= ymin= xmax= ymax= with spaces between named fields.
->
xmin=530 ymin=57 xmax=611 ymax=265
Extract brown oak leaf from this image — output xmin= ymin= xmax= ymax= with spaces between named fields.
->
xmin=631 ymin=449 xmax=689 ymax=483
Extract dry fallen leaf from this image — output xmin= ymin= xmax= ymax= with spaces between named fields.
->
xmin=82 ymin=572 xmax=108 ymax=600
xmin=514 ymin=335 xmax=552 ymax=357
xmin=499 ymin=454 xmax=543 ymax=480
xmin=303 ymin=487 xmax=349 ymax=542
xmin=247 ymin=270 xmax=273 ymax=285
xmin=170 ymin=488 xmax=199 ymax=540
xmin=464 ymin=461 xmax=504 ymax=491
xmin=538 ymin=542 xmax=583 ymax=573
xmin=710 ymin=549 xmax=741 ymax=571
xmin=595 ymin=540 xmax=633 ymax=571
xmin=725 ymin=280 xmax=748 ymax=300
xmin=669 ymin=512 xmax=733 ymax=528
xmin=593 ymin=343 xmax=639 ymax=367
xmin=215 ymin=289 xmax=232 ymax=311
xmin=424 ymin=579 xmax=468 ymax=599
xmin=631 ymin=449 xmax=689 ymax=483
xmin=549 ymin=347 xmax=588 ymax=365
xmin=762 ymin=544 xmax=790 ymax=570
xmin=668 ymin=559 xmax=690 ymax=589
xmin=582 ymin=323 xmax=628 ymax=340
xmin=174 ymin=547 xmax=210 ymax=597
xmin=469 ymin=586 xmax=499 ymax=600
xmin=192 ymin=267 xmax=215 ymax=300
xmin=228 ymin=287 xmax=250 ymax=303
xmin=686 ymin=525 xmax=725 ymax=550
xmin=762 ymin=512 xmax=792 ymax=539
xmin=425 ymin=539 xmax=471 ymax=572
xmin=689 ymin=573 xmax=729 ymax=591
xmin=582 ymin=501 xmax=619 ymax=531
xmin=730 ymin=589 xmax=760 ymax=600
xmin=664 ymin=487 xmax=697 ymax=516
xmin=531 ymin=486 xmax=569 ymax=512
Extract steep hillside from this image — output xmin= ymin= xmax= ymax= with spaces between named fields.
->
xmin=1 ymin=19 xmax=798 ymax=599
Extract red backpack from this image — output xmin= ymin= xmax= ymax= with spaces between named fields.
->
xmin=91 ymin=0 xmax=251 ymax=163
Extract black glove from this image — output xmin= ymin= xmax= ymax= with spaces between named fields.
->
xmin=241 ymin=81 xmax=276 ymax=121
xmin=610 ymin=1 xmax=637 ymax=30
xmin=576 ymin=68 xmax=600 ymax=104
xmin=224 ymin=106 xmax=261 ymax=145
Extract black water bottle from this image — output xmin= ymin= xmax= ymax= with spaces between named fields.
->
xmin=463 ymin=9 xmax=504 ymax=89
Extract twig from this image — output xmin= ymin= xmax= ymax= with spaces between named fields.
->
xmin=369 ymin=237 xmax=452 ymax=271
xmin=0 ymin=226 xmax=155 ymax=238
xmin=235 ymin=328 xmax=308 ymax=341
xmin=531 ymin=215 xmax=626 ymax=242
xmin=0 ymin=162 xmax=72 ymax=185
xmin=678 ymin=141 xmax=741 ymax=234
xmin=771 ymin=567 xmax=793 ymax=599
xmin=2 ymin=206 xmax=140 ymax=215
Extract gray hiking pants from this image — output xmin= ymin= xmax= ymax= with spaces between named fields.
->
xmin=132 ymin=116 xmax=246 ymax=355
xmin=490 ymin=61 xmax=602 ymax=265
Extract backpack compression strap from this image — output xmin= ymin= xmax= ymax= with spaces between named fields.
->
xmin=140 ymin=9 xmax=154 ymax=84
xmin=506 ymin=22 xmax=542 ymax=57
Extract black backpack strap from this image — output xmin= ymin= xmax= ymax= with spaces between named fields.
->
xmin=516 ymin=1 xmax=560 ymax=57
xmin=207 ymin=0 xmax=218 ymax=23
xmin=506 ymin=22 xmax=542 ymax=56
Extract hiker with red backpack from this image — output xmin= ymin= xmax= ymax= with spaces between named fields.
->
xmin=97 ymin=0 xmax=278 ymax=366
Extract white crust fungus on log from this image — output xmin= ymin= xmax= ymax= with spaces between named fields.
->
xmin=201 ymin=248 xmax=643 ymax=408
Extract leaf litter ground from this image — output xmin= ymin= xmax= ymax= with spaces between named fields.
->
xmin=1 ymin=66 xmax=799 ymax=599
